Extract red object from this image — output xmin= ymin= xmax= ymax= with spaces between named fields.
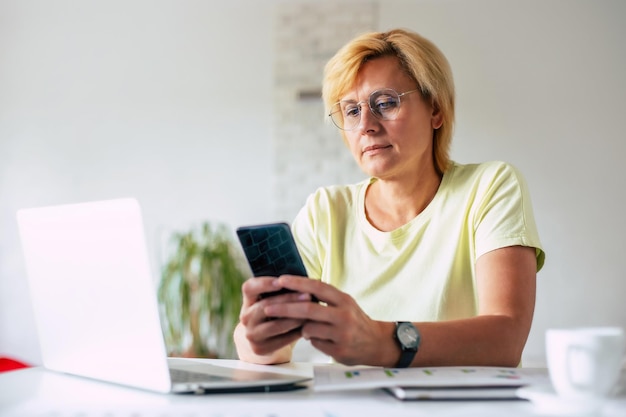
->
xmin=0 ymin=357 xmax=30 ymax=372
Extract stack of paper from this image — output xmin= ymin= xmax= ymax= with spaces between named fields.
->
xmin=314 ymin=366 xmax=537 ymax=400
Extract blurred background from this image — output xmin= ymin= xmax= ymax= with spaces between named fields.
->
xmin=1 ymin=0 xmax=624 ymax=366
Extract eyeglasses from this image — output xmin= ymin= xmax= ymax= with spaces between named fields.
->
xmin=328 ymin=88 xmax=419 ymax=131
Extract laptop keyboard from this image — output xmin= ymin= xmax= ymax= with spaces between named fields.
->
xmin=169 ymin=367 xmax=229 ymax=383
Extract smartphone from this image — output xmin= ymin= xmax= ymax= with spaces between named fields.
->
xmin=236 ymin=222 xmax=307 ymax=277
xmin=236 ymin=222 xmax=308 ymax=297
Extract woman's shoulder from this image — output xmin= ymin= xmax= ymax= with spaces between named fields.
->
xmin=305 ymin=178 xmax=370 ymax=205
xmin=449 ymin=160 xmax=525 ymax=184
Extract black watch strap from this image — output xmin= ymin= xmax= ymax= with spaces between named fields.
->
xmin=396 ymin=348 xmax=416 ymax=368
xmin=394 ymin=321 xmax=420 ymax=368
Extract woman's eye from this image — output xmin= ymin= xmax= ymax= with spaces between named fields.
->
xmin=374 ymin=96 xmax=399 ymax=112
xmin=343 ymin=105 xmax=360 ymax=118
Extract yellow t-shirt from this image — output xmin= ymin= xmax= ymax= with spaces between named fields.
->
xmin=291 ymin=161 xmax=545 ymax=322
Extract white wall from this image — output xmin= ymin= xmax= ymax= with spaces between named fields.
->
xmin=0 ymin=0 xmax=277 ymax=363
xmin=1 ymin=0 xmax=625 ymax=366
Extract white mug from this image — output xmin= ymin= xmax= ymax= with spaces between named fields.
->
xmin=546 ymin=327 xmax=625 ymax=402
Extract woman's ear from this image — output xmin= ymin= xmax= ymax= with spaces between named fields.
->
xmin=431 ymin=101 xmax=443 ymax=130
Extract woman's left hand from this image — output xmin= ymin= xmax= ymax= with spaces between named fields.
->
xmin=263 ymin=275 xmax=393 ymax=366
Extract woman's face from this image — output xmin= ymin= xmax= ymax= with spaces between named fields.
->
xmin=341 ymin=56 xmax=442 ymax=181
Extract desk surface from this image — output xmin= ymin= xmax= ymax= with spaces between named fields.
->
xmin=0 ymin=359 xmax=624 ymax=417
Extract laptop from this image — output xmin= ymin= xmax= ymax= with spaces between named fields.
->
xmin=16 ymin=198 xmax=309 ymax=394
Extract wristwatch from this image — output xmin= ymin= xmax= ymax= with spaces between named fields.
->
xmin=394 ymin=321 xmax=420 ymax=368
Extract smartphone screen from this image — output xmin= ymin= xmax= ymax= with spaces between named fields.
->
xmin=236 ymin=222 xmax=308 ymax=278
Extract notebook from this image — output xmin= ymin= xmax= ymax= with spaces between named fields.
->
xmin=384 ymin=385 xmax=521 ymax=400
xmin=314 ymin=365 xmax=532 ymax=400
xmin=16 ymin=198 xmax=309 ymax=394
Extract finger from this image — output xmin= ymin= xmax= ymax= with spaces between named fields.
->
xmin=264 ymin=297 xmax=329 ymax=322
xmin=263 ymin=291 xmax=312 ymax=307
xmin=240 ymin=291 xmax=310 ymax=327
xmin=300 ymin=320 xmax=331 ymax=342
xmin=245 ymin=317 xmax=304 ymax=349
xmin=309 ymin=337 xmax=357 ymax=366
xmin=241 ymin=277 xmax=286 ymax=306
xmin=247 ymin=325 xmax=303 ymax=357
xmin=240 ymin=300 xmax=303 ymax=336
xmin=303 ymin=319 xmax=361 ymax=365
xmin=274 ymin=275 xmax=346 ymax=307
xmin=249 ymin=318 xmax=305 ymax=341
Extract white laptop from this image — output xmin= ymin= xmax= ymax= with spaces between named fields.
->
xmin=16 ymin=198 xmax=309 ymax=394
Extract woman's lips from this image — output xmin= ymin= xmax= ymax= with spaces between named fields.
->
xmin=362 ymin=144 xmax=392 ymax=154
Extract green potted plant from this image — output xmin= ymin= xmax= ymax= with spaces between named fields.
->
xmin=158 ymin=222 xmax=249 ymax=359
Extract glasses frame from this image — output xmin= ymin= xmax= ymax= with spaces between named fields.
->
xmin=328 ymin=88 xmax=419 ymax=131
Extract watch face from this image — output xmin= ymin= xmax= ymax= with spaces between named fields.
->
xmin=397 ymin=323 xmax=419 ymax=348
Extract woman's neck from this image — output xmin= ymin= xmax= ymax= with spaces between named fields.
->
xmin=364 ymin=167 xmax=442 ymax=232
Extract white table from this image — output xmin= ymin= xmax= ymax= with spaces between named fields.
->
xmin=0 ymin=359 xmax=624 ymax=417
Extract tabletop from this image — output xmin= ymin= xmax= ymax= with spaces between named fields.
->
xmin=0 ymin=359 xmax=624 ymax=417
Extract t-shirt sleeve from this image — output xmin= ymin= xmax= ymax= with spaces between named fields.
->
xmin=291 ymin=191 xmax=324 ymax=280
xmin=473 ymin=162 xmax=545 ymax=271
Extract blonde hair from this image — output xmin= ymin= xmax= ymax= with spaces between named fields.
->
xmin=323 ymin=29 xmax=455 ymax=174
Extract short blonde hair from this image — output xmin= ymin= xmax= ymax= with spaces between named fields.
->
xmin=323 ymin=29 xmax=455 ymax=174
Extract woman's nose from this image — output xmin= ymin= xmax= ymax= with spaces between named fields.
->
xmin=358 ymin=106 xmax=380 ymax=133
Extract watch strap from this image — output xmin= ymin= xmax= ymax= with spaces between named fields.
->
xmin=394 ymin=321 xmax=419 ymax=368
xmin=395 ymin=349 xmax=416 ymax=368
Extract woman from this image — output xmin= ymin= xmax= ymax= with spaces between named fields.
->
xmin=234 ymin=29 xmax=545 ymax=368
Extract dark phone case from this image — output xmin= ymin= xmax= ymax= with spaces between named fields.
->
xmin=236 ymin=223 xmax=307 ymax=278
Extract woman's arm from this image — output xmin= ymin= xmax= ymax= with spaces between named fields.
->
xmin=409 ymin=245 xmax=537 ymax=367
xmin=263 ymin=245 xmax=537 ymax=367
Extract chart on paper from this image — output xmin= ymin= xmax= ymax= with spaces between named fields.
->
xmin=314 ymin=365 xmax=531 ymax=391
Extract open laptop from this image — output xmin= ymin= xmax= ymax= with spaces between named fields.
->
xmin=16 ymin=198 xmax=309 ymax=394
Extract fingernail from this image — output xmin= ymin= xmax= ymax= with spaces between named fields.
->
xmin=297 ymin=293 xmax=310 ymax=301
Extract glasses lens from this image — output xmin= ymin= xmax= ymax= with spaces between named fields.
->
xmin=369 ymin=89 xmax=401 ymax=120
xmin=330 ymin=102 xmax=359 ymax=130
xmin=329 ymin=89 xmax=404 ymax=131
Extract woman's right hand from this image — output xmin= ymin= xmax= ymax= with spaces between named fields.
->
xmin=234 ymin=276 xmax=311 ymax=364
